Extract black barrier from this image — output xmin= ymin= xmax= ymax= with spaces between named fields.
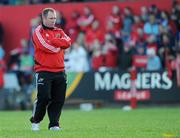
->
xmin=68 ymin=71 xmax=180 ymax=103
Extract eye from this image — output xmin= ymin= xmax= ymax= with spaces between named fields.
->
xmin=49 ymin=17 xmax=56 ymax=20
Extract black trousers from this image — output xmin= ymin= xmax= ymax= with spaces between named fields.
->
xmin=31 ymin=71 xmax=67 ymax=128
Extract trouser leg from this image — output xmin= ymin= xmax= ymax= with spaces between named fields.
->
xmin=47 ymin=73 xmax=67 ymax=128
xmin=31 ymin=73 xmax=51 ymax=123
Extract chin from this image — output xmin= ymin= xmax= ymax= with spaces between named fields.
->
xmin=48 ymin=25 xmax=55 ymax=28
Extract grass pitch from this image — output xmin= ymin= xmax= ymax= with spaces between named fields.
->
xmin=0 ymin=107 xmax=179 ymax=138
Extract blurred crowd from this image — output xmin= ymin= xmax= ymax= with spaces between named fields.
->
xmin=0 ymin=1 xmax=180 ymax=74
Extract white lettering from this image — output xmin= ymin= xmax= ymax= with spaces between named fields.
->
xmin=162 ymin=72 xmax=172 ymax=89
xmin=151 ymin=73 xmax=161 ymax=89
xmin=142 ymin=73 xmax=151 ymax=89
xmin=95 ymin=72 xmax=111 ymax=91
xmin=121 ymin=73 xmax=131 ymax=89
xmin=94 ymin=71 xmax=173 ymax=91
xmin=136 ymin=74 xmax=141 ymax=89
xmin=111 ymin=73 xmax=121 ymax=89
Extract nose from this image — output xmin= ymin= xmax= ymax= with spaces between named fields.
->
xmin=51 ymin=19 xmax=56 ymax=22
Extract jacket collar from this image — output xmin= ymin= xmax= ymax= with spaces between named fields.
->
xmin=42 ymin=23 xmax=54 ymax=30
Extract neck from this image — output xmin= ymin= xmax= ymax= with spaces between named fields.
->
xmin=42 ymin=23 xmax=54 ymax=30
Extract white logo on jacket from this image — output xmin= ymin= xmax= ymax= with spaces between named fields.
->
xmin=38 ymin=78 xmax=44 ymax=85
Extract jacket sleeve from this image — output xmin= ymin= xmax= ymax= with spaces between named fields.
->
xmin=50 ymin=30 xmax=72 ymax=49
xmin=33 ymin=26 xmax=61 ymax=53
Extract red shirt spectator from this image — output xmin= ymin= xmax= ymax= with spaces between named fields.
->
xmin=91 ymin=40 xmax=104 ymax=71
xmin=106 ymin=6 xmax=122 ymax=38
xmin=77 ymin=6 xmax=94 ymax=32
xmin=85 ymin=20 xmax=104 ymax=51
xmin=67 ymin=11 xmax=80 ymax=43
xmin=131 ymin=16 xmax=144 ymax=33
xmin=146 ymin=35 xmax=158 ymax=53
xmin=107 ymin=5 xmax=122 ymax=31
xmin=103 ymin=34 xmax=118 ymax=68
xmin=129 ymin=28 xmax=148 ymax=48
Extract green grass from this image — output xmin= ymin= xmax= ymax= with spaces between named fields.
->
xmin=0 ymin=107 xmax=180 ymax=138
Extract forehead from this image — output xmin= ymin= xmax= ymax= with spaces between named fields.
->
xmin=47 ymin=11 xmax=56 ymax=18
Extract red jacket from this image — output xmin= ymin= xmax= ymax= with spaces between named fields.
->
xmin=33 ymin=25 xmax=71 ymax=72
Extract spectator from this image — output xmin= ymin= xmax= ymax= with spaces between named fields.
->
xmin=64 ymin=48 xmax=73 ymax=72
xmin=85 ymin=20 xmax=104 ymax=52
xmin=160 ymin=11 xmax=170 ymax=27
xmin=135 ymin=44 xmax=146 ymax=56
xmin=109 ymin=5 xmax=122 ymax=30
xmin=70 ymin=42 xmax=89 ymax=72
xmin=7 ymin=39 xmax=33 ymax=87
xmin=102 ymin=34 xmax=118 ymax=68
xmin=133 ymin=44 xmax=148 ymax=71
xmin=28 ymin=16 xmax=41 ymax=56
xmin=121 ymin=7 xmax=134 ymax=43
xmin=146 ymin=35 xmax=158 ymax=53
xmin=158 ymin=33 xmax=175 ymax=68
xmin=140 ymin=6 xmax=149 ymax=23
xmin=18 ymin=39 xmax=34 ymax=109
xmin=19 ymin=39 xmax=34 ymax=72
xmin=91 ymin=39 xmax=104 ymax=71
xmin=144 ymin=13 xmax=159 ymax=36
xmin=56 ymin=11 xmax=66 ymax=30
xmin=7 ymin=48 xmax=21 ymax=72
xmin=77 ymin=6 xmax=95 ymax=32
xmin=130 ymin=27 xmax=147 ymax=48
xmin=118 ymin=43 xmax=133 ymax=71
xmin=131 ymin=16 xmax=144 ymax=33
xmin=147 ymin=48 xmax=162 ymax=71
xmin=68 ymin=10 xmax=80 ymax=43
xmin=106 ymin=5 xmax=122 ymax=39
xmin=171 ymin=0 xmax=180 ymax=31
xmin=149 ymin=4 xmax=161 ymax=20
xmin=76 ymin=32 xmax=86 ymax=48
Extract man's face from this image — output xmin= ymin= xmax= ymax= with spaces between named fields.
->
xmin=43 ymin=11 xmax=57 ymax=28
